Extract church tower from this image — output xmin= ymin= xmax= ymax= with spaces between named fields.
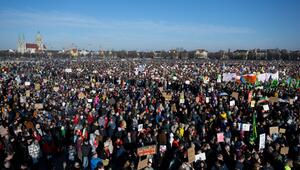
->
xmin=17 ymin=33 xmax=26 ymax=53
xmin=35 ymin=31 xmax=44 ymax=51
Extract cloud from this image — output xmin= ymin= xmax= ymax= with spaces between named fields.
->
xmin=0 ymin=9 xmax=255 ymax=35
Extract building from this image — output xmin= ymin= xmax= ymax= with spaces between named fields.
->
xmin=17 ymin=32 xmax=46 ymax=54
xmin=194 ymin=49 xmax=208 ymax=59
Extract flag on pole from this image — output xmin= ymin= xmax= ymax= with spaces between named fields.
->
xmin=250 ymin=113 xmax=257 ymax=145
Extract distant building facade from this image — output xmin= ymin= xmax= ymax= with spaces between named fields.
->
xmin=17 ymin=32 xmax=46 ymax=54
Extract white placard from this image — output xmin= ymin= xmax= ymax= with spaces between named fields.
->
xmin=138 ymin=124 xmax=143 ymax=132
xmin=195 ymin=152 xmax=206 ymax=161
xmin=242 ymin=124 xmax=251 ymax=131
xmin=206 ymin=97 xmax=210 ymax=103
xmin=259 ymin=133 xmax=266 ymax=150
xmin=251 ymin=101 xmax=256 ymax=108
xmin=65 ymin=68 xmax=72 ymax=73
xmin=230 ymin=100 xmax=235 ymax=106
xmin=25 ymin=81 xmax=30 ymax=86
xmin=180 ymin=98 xmax=185 ymax=104
xmin=20 ymin=96 xmax=26 ymax=103
xmin=263 ymin=105 xmax=269 ymax=111
xmin=185 ymin=80 xmax=190 ymax=85
xmin=88 ymin=99 xmax=93 ymax=103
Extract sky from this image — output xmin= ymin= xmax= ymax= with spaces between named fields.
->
xmin=0 ymin=0 xmax=299 ymax=51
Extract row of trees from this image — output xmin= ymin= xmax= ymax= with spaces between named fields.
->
xmin=1 ymin=49 xmax=300 ymax=60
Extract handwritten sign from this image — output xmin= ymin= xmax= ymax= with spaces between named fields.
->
xmin=269 ymin=126 xmax=279 ymax=135
xmin=263 ymin=105 xmax=269 ymax=111
xmin=65 ymin=68 xmax=72 ymax=73
xmin=87 ymin=99 xmax=93 ymax=103
xmin=217 ymin=132 xmax=224 ymax=142
xmin=187 ymin=147 xmax=195 ymax=163
xmin=280 ymin=147 xmax=289 ymax=155
xmin=259 ymin=133 xmax=266 ymax=150
xmin=53 ymin=87 xmax=59 ymax=92
xmin=279 ymin=128 xmax=286 ymax=134
xmin=195 ymin=152 xmax=206 ymax=161
xmin=137 ymin=145 xmax=156 ymax=156
xmin=242 ymin=124 xmax=251 ymax=131
xmin=137 ymin=158 xmax=148 ymax=170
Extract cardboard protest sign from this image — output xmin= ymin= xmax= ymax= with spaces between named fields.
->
xmin=138 ymin=124 xmax=143 ymax=132
xmin=279 ymin=128 xmax=286 ymax=134
xmin=195 ymin=152 xmax=206 ymax=161
xmin=280 ymin=147 xmax=289 ymax=155
xmin=217 ymin=133 xmax=224 ymax=142
xmin=34 ymin=103 xmax=43 ymax=110
xmin=180 ymin=98 xmax=185 ymax=104
xmin=231 ymin=92 xmax=239 ymax=100
xmin=137 ymin=145 xmax=156 ymax=156
xmin=137 ymin=158 xmax=148 ymax=170
xmin=263 ymin=105 xmax=269 ymax=111
xmin=43 ymin=79 xmax=48 ymax=83
xmin=269 ymin=126 xmax=279 ymax=135
xmin=35 ymin=83 xmax=40 ymax=91
xmin=242 ymin=124 xmax=251 ymax=131
xmin=25 ymin=81 xmax=30 ymax=86
xmin=259 ymin=133 xmax=266 ymax=150
xmin=187 ymin=147 xmax=195 ymax=163
xmin=26 ymin=90 xmax=30 ymax=97
xmin=289 ymin=99 xmax=294 ymax=105
xmin=230 ymin=100 xmax=235 ymax=107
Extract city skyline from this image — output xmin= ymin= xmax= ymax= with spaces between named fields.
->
xmin=0 ymin=0 xmax=300 ymax=51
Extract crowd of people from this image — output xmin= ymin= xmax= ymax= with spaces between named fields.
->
xmin=0 ymin=58 xmax=299 ymax=170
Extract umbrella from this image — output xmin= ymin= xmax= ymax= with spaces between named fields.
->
xmin=219 ymin=92 xmax=228 ymax=96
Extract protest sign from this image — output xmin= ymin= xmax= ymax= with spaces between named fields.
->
xmin=25 ymin=81 xmax=30 ymax=86
xmin=230 ymin=100 xmax=235 ymax=107
xmin=251 ymin=101 xmax=256 ymax=108
xmin=263 ymin=105 xmax=269 ymax=111
xmin=279 ymin=128 xmax=286 ymax=134
xmin=138 ymin=124 xmax=143 ymax=132
xmin=269 ymin=126 xmax=279 ymax=135
xmin=180 ymin=98 xmax=185 ymax=104
xmin=217 ymin=132 xmax=224 ymax=142
xmin=231 ymin=92 xmax=239 ymax=100
xmin=206 ymin=97 xmax=210 ymax=103
xmin=87 ymin=99 xmax=93 ymax=103
xmin=137 ymin=145 xmax=156 ymax=156
xmin=20 ymin=96 xmax=26 ymax=103
xmin=137 ymin=158 xmax=148 ymax=170
xmin=65 ymin=68 xmax=72 ymax=73
xmin=53 ymin=87 xmax=59 ymax=92
xmin=195 ymin=152 xmax=206 ymax=161
xmin=259 ymin=133 xmax=266 ymax=150
xmin=163 ymin=93 xmax=172 ymax=101
xmin=187 ymin=147 xmax=195 ymax=163
xmin=280 ymin=147 xmax=289 ymax=155
xmin=35 ymin=83 xmax=40 ymax=91
xmin=242 ymin=124 xmax=251 ymax=131
xmin=34 ymin=103 xmax=43 ymax=110
xmin=26 ymin=90 xmax=30 ymax=97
